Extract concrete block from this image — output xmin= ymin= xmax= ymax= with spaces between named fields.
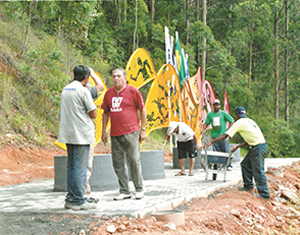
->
xmin=54 ymin=150 xmax=165 ymax=192
xmin=90 ymin=154 xmax=119 ymax=191
xmin=53 ymin=155 xmax=68 ymax=192
xmin=172 ymin=147 xmax=209 ymax=169
xmin=139 ymin=150 xmax=165 ymax=180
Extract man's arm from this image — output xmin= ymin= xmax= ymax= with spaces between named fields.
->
xmin=231 ymin=142 xmax=247 ymax=152
xmin=227 ymin=120 xmax=234 ymax=130
xmin=201 ymin=113 xmax=211 ymax=134
xmin=139 ymin=107 xmax=147 ymax=143
xmin=201 ymin=123 xmax=208 ymax=134
xmin=101 ymin=112 xmax=109 ymax=145
xmin=205 ymin=133 xmax=228 ymax=149
xmin=163 ymin=134 xmax=170 ymax=145
xmin=89 ymin=67 xmax=104 ymax=92
xmin=88 ymin=109 xmax=97 ymax=119
xmin=193 ymin=134 xmax=200 ymax=151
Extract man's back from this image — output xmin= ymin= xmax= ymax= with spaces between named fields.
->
xmin=58 ymin=80 xmax=96 ymax=145
xmin=226 ymin=118 xmax=265 ymax=146
xmin=171 ymin=122 xmax=195 ymax=142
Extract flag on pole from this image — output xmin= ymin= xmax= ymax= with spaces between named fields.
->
xmin=165 ymin=26 xmax=173 ymax=65
xmin=174 ymin=36 xmax=186 ymax=89
xmin=183 ymin=51 xmax=189 ymax=80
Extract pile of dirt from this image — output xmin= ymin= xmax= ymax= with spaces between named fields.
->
xmin=91 ymin=162 xmax=300 ymax=234
xmin=1 ymin=141 xmax=300 ymax=234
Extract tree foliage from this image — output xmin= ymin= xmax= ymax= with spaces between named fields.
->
xmin=0 ymin=0 xmax=300 ymax=156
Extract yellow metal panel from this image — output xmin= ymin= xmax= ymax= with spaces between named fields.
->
xmin=126 ymin=48 xmax=157 ymax=89
xmin=145 ymin=64 xmax=183 ymax=136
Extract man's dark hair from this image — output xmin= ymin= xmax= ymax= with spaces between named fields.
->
xmin=73 ymin=65 xmax=90 ymax=82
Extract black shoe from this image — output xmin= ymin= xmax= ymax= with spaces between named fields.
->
xmin=238 ymin=186 xmax=253 ymax=192
xmin=253 ymin=193 xmax=269 ymax=201
xmin=87 ymin=197 xmax=99 ymax=203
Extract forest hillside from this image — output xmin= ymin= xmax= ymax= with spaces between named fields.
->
xmin=0 ymin=1 xmax=299 ymax=157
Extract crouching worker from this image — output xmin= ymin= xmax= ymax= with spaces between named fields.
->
xmin=164 ymin=121 xmax=200 ymax=176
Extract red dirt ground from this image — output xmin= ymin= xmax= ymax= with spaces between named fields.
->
xmin=1 ymin=140 xmax=300 ymax=235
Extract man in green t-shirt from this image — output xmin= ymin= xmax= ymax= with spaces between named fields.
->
xmin=202 ymin=99 xmax=234 ymax=169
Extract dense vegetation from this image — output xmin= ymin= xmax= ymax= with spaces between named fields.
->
xmin=0 ymin=0 xmax=299 ymax=157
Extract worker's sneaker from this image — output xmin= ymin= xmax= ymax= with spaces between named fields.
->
xmin=238 ymin=186 xmax=253 ymax=192
xmin=227 ymin=166 xmax=233 ymax=171
xmin=72 ymin=201 xmax=97 ymax=211
xmin=135 ymin=191 xmax=144 ymax=200
xmin=64 ymin=202 xmax=74 ymax=209
xmin=113 ymin=193 xmax=132 ymax=201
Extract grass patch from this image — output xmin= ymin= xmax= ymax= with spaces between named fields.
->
xmin=141 ymin=128 xmax=167 ymax=151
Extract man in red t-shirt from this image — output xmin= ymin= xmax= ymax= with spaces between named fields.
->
xmin=101 ymin=68 xmax=147 ymax=200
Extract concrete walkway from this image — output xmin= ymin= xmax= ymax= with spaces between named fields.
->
xmin=0 ymin=158 xmax=299 ymax=218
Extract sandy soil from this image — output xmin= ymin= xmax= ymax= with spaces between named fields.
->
xmin=1 ymin=141 xmax=300 ymax=235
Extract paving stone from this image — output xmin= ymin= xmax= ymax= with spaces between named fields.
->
xmin=0 ymin=158 xmax=298 ymax=218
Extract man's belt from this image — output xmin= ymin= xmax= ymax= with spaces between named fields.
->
xmin=249 ymin=142 xmax=266 ymax=149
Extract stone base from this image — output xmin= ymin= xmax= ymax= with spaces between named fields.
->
xmin=172 ymin=144 xmax=241 ymax=169
xmin=54 ymin=150 xmax=165 ymax=192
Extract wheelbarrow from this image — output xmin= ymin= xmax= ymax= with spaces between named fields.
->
xmin=200 ymin=148 xmax=233 ymax=182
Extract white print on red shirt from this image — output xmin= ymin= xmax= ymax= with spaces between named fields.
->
xmin=111 ymin=97 xmax=123 ymax=112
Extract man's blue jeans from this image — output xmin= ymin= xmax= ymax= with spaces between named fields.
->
xmin=212 ymin=137 xmax=232 ymax=167
xmin=65 ymin=144 xmax=90 ymax=205
xmin=241 ymin=142 xmax=270 ymax=198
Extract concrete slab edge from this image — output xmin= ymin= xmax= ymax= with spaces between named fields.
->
xmin=136 ymin=179 xmax=242 ymax=219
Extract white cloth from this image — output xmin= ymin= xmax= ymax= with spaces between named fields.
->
xmin=169 ymin=122 xmax=194 ymax=142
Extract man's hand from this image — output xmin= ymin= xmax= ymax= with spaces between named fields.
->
xmin=140 ymin=130 xmax=146 ymax=143
xmin=101 ymin=132 xmax=107 ymax=145
xmin=204 ymin=142 xmax=212 ymax=149
xmin=89 ymin=67 xmax=104 ymax=92
xmin=195 ymin=145 xmax=200 ymax=151
xmin=231 ymin=145 xmax=238 ymax=153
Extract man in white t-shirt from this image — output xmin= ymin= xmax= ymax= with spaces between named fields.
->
xmin=164 ymin=121 xmax=200 ymax=176
xmin=58 ymin=65 xmax=97 ymax=210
